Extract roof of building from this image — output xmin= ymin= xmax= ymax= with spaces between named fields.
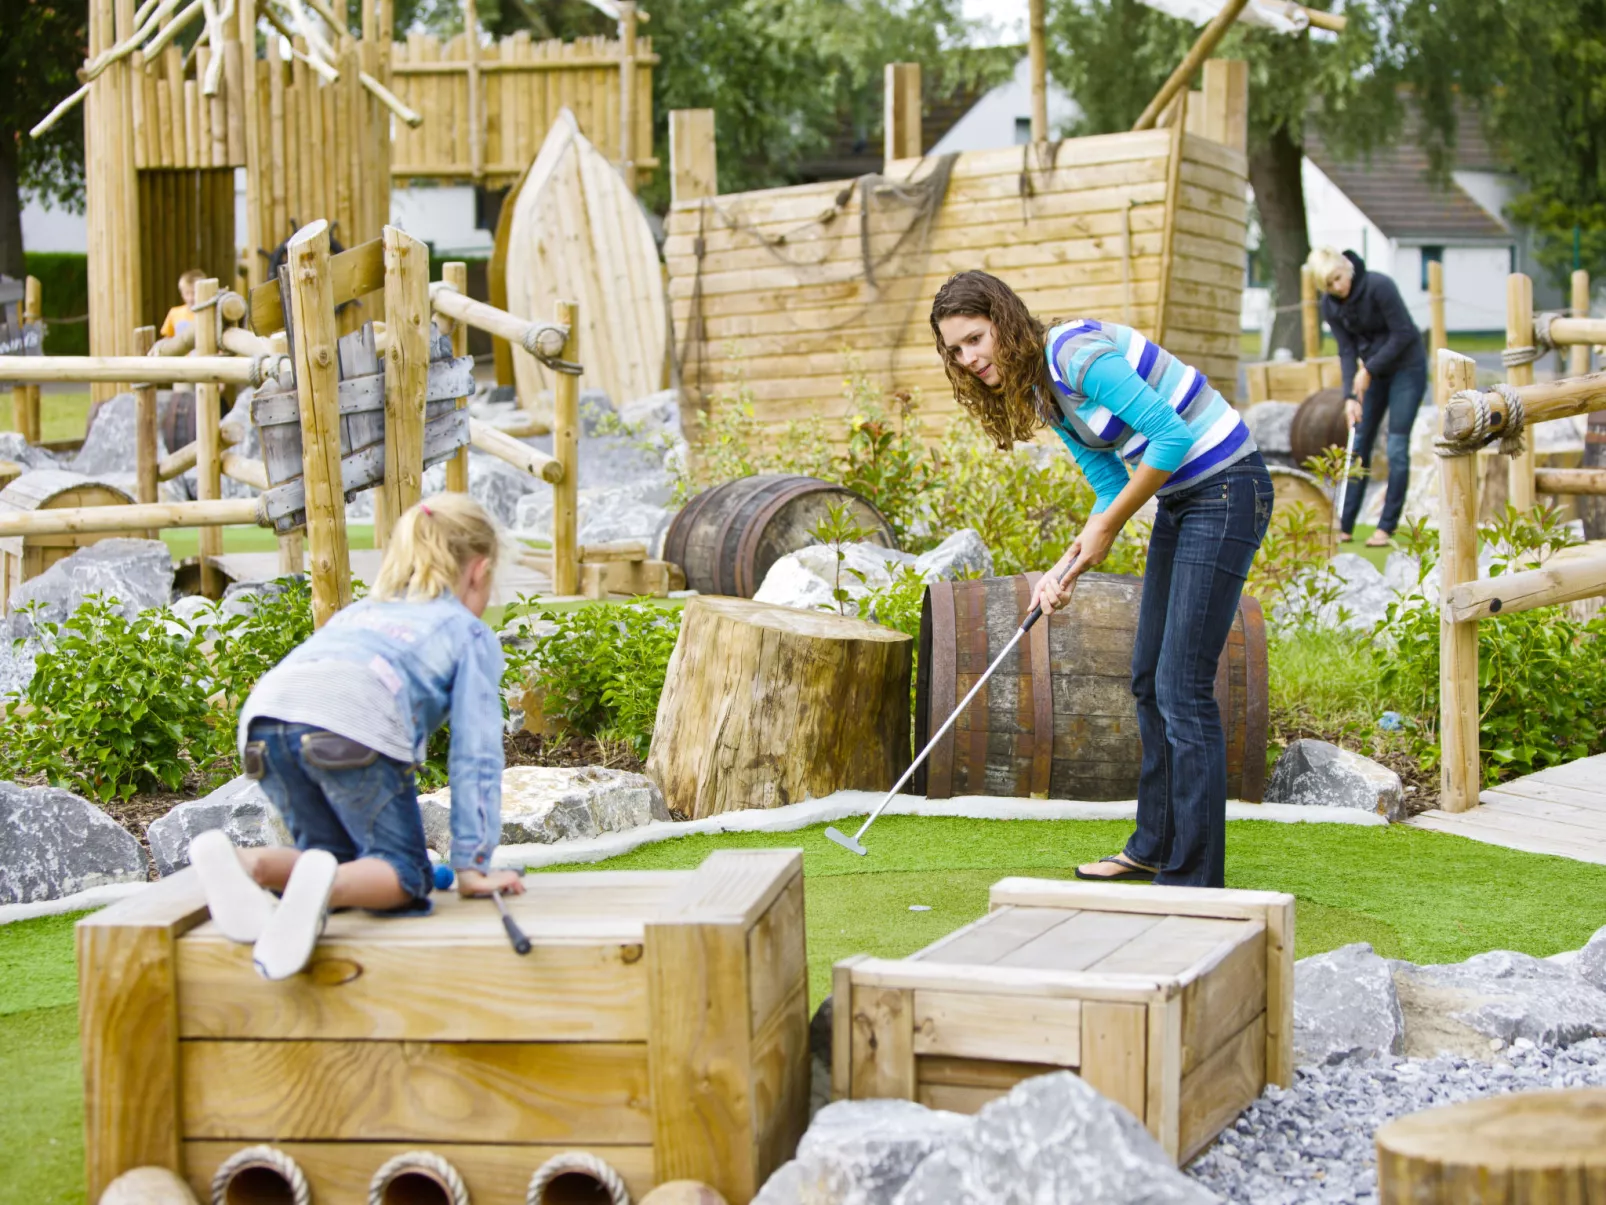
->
xmin=1303 ymin=98 xmax=1511 ymax=241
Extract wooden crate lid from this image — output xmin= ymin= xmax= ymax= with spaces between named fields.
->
xmin=0 ymin=469 xmax=137 ymax=557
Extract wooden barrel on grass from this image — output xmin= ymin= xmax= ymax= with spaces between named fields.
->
xmin=913 ymin=572 xmax=1268 ymax=802
xmin=663 ymin=474 xmax=898 ymax=598
xmin=1289 ymin=387 xmax=1350 ymax=468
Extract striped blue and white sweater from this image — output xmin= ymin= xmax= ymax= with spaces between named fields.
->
xmin=1042 ymin=319 xmax=1256 ymax=513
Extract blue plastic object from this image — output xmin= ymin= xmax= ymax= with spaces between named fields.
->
xmin=1378 ymin=711 xmax=1403 ymax=731
xmin=432 ymin=863 xmax=456 ymax=891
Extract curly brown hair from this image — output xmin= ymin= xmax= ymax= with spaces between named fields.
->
xmin=930 ymin=270 xmax=1057 ymax=449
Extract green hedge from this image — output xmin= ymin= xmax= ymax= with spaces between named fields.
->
xmin=23 ymin=253 xmax=89 ymax=357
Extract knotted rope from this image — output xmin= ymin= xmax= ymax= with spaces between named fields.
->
xmin=369 ymin=1150 xmax=470 ymax=1205
xmin=1436 ymin=383 xmax=1526 ymax=458
xmin=211 ymin=1144 xmax=311 ymax=1205
xmin=526 ymin=1151 xmax=632 ymax=1205
xmin=1501 ymin=311 xmax=1564 ymax=368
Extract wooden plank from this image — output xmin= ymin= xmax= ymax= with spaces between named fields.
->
xmin=181 ymin=1040 xmax=652 ymax=1143
xmin=1413 ymin=803 xmax=1606 ymax=850
xmin=669 ymin=109 xmax=716 ymax=204
xmin=747 ymin=869 xmax=807 ymax=1037
xmin=1091 ymin=916 xmax=1260 ymax=979
xmin=664 ymin=849 xmax=802 ymax=928
xmin=1479 ymin=788 xmax=1606 ymax=834
xmin=250 ymin=236 xmax=386 ymax=334
xmin=184 ymin=1140 xmax=657 ymax=1205
xmin=911 ymin=904 xmax=1072 ymax=966
xmin=853 ymin=957 xmax=1162 ymax=1003
xmin=77 ymin=869 xmax=211 ymax=1200
xmin=916 ymin=1053 xmax=1052 ymax=1089
xmin=1079 ymin=1000 xmax=1148 ymax=1122
xmin=917 ymin=1082 xmax=1005 ymax=1114
xmin=1179 ymin=924 xmax=1265 ymax=1075
xmin=911 ymin=989 xmax=1082 ymax=1065
xmin=750 ymin=975 xmax=810 ymax=1187
xmin=832 ymin=955 xmax=867 ymax=1101
xmin=849 ymin=985 xmax=916 ymax=1099
xmin=996 ymin=909 xmax=1166 ymax=973
xmin=990 ymin=879 xmax=1293 ymax=924
xmin=1179 ymin=1013 xmax=1265 ymax=1164
xmin=1528 ymin=755 xmax=1606 ymax=791
xmin=379 ymin=225 xmax=430 ymax=543
xmin=1263 ymin=895 xmax=1295 ymax=1089
xmin=1146 ymin=993 xmax=1183 ymax=1162
xmin=1406 ymin=810 xmax=1606 ymax=864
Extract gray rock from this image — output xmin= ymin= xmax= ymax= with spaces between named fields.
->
xmin=0 ymin=780 xmax=150 ymax=904
xmin=72 ymin=393 xmax=159 ymax=477
xmin=0 ymin=431 xmax=63 ymax=470
xmin=1294 ymin=943 xmax=1405 ymax=1065
xmin=1244 ymin=401 xmax=1298 ymax=457
xmin=577 ymin=388 xmax=617 ymax=437
xmin=7 ymin=536 xmax=173 ymax=624
xmin=1575 ymin=924 xmax=1606 ymax=992
xmin=892 ymin=1072 xmax=1220 ymax=1205
xmin=417 ymin=765 xmax=671 ymax=852
xmin=754 ymin=543 xmax=902 ymax=616
xmin=1316 ymin=552 xmax=1392 ymax=631
xmin=619 ymin=388 xmax=684 ymax=439
xmin=754 ymin=1099 xmax=971 ymax=1205
xmin=145 ymin=776 xmax=286 ymax=876
xmin=514 ymin=477 xmax=676 ymax=548
xmin=1265 ymin=739 xmax=1404 ymax=820
xmin=469 ymin=453 xmax=541 ymax=528
xmin=1393 ymin=950 xmax=1606 ymax=1057
xmin=913 ymin=529 xmax=992 ymax=582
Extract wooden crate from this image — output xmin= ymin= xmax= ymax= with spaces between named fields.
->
xmin=1243 ymin=356 xmax=1342 ymax=404
xmin=831 ymin=879 xmax=1294 ymax=1165
xmin=79 ymin=850 xmax=809 ymax=1205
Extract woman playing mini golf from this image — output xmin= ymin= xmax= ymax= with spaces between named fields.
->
xmin=931 ymin=270 xmax=1273 ymax=888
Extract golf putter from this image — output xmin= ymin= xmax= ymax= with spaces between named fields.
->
xmin=1336 ymin=422 xmax=1357 ymax=531
xmin=492 ymin=888 xmax=532 ymax=955
xmin=825 ymin=560 xmax=1083 ymax=856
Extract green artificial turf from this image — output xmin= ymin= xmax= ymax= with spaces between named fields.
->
xmin=7 ymin=819 xmax=1606 ymax=1205
xmin=0 ymin=392 xmax=92 ymax=445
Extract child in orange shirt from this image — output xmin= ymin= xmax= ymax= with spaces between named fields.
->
xmin=160 ymin=268 xmax=206 ymax=340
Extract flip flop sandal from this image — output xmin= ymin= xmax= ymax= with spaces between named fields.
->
xmin=1075 ymin=853 xmax=1157 ymax=882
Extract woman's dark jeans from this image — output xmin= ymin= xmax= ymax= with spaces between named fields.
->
xmin=1340 ymin=358 xmax=1427 ymax=535
xmin=1124 ymin=453 xmax=1274 ymax=888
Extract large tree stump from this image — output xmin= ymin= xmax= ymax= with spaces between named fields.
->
xmin=647 ymin=597 xmax=912 ymax=819
xmin=1375 ymin=1088 xmax=1606 ymax=1203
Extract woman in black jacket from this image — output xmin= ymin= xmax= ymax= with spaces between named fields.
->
xmin=1306 ymin=247 xmax=1427 ymax=547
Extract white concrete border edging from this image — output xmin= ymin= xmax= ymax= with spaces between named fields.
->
xmin=0 ymin=792 xmax=1385 ymax=926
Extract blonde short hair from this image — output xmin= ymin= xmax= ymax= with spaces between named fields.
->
xmin=1305 ymin=247 xmax=1350 ymax=294
xmin=371 ymin=493 xmax=501 ymax=602
xmin=178 ymin=268 xmax=206 ymax=289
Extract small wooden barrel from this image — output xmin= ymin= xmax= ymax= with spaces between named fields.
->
xmin=913 ymin=572 xmax=1267 ymax=802
xmin=1375 ymin=1088 xmax=1606 ymax=1203
xmin=1290 ymin=387 xmax=1350 ymax=468
xmin=1267 ymin=464 xmax=1336 ymax=557
xmin=662 ymin=474 xmax=898 ymax=598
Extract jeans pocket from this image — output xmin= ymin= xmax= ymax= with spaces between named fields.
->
xmin=1253 ymin=479 xmax=1274 ymax=541
xmin=301 ymin=731 xmax=379 ymax=770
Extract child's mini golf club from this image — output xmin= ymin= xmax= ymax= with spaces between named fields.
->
xmin=825 ymin=560 xmax=1083 ymax=857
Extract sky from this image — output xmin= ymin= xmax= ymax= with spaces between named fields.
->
xmin=960 ymin=0 xmax=1029 ymax=46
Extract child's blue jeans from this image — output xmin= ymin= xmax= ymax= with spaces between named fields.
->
xmin=246 ymin=717 xmax=433 ymax=907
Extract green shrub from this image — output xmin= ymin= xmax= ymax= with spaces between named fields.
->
xmin=23 ymin=252 xmax=90 ymax=357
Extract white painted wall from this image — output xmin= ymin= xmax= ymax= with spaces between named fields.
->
xmin=389 ymin=185 xmax=493 ymax=256
xmin=930 ymin=56 xmax=1082 ymax=153
xmin=19 ymin=193 xmax=87 ymax=253
xmin=1302 ymin=158 xmax=1393 ymax=277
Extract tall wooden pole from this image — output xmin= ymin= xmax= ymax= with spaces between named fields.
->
xmin=444 ymin=261 xmax=470 ymax=493
xmin=11 ymin=276 xmax=42 ymax=443
xmin=133 ymin=325 xmax=160 ymax=505
xmin=1438 ymin=349 xmax=1481 ymax=814
xmin=379 ymin=224 xmax=429 ymax=545
xmin=883 ymin=63 xmax=922 ymax=166
xmin=617 ymin=1 xmax=638 ymax=193
xmin=241 ymin=0 xmax=263 ymax=287
xmin=1132 ymin=0 xmax=1251 ymax=131
xmin=193 ymin=278 xmax=226 ymax=598
xmin=1506 ymin=273 xmax=1536 ymax=513
xmin=669 ymin=109 xmax=717 ymax=206
xmin=1300 ymin=265 xmax=1319 ymax=362
xmin=285 ymin=220 xmax=353 ymax=625
xmin=463 ymin=0 xmax=483 ymax=182
xmin=1028 ymin=0 xmax=1048 ymax=143
xmin=1571 ymin=269 xmax=1592 ymax=379
xmin=551 ymin=299 xmax=579 ymax=596
xmin=1427 ymin=259 xmax=1446 ymax=363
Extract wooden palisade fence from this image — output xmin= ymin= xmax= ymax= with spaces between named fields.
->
xmin=1436 ymin=275 xmax=1606 ymax=810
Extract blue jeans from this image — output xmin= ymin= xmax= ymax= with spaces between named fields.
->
xmin=1125 ymin=454 xmax=1274 ymax=888
xmin=1340 ymin=358 xmax=1427 ymax=535
xmin=246 ymin=718 xmax=433 ymax=906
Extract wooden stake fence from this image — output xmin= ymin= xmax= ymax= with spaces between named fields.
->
xmin=9 ymin=277 xmax=43 ymax=444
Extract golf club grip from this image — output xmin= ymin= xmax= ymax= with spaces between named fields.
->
xmin=1021 ymin=561 xmax=1082 ymax=633
xmin=501 ymin=912 xmax=532 ymax=955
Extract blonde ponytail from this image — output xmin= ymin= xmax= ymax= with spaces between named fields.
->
xmin=371 ymin=494 xmax=501 ymax=602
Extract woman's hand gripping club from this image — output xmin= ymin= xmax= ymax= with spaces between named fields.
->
xmin=824 ymin=557 xmax=1084 ymax=857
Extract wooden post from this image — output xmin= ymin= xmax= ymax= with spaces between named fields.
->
xmin=1199 ymin=59 xmax=1247 ymax=154
xmin=193 ymin=278 xmax=225 ymax=598
xmin=1132 ymin=0 xmax=1252 ymax=131
xmin=883 ymin=63 xmax=922 ymax=165
xmin=463 ymin=0 xmax=482 ymax=182
xmin=669 ymin=109 xmax=717 ymax=206
xmin=379 ymin=225 xmax=429 ymax=544
xmin=285 ymin=220 xmax=353 ymax=626
xmin=133 ymin=325 xmax=159 ymax=505
xmin=552 ymin=299 xmax=579 ymax=596
xmin=444 ymin=261 xmax=470 ymax=493
xmin=1427 ymin=258 xmax=1446 ymax=362
xmin=617 ymin=1 xmax=637 ymax=192
xmin=1506 ymin=273 xmax=1536 ymax=513
xmin=1028 ymin=0 xmax=1048 ymax=143
xmin=1438 ymin=349 xmax=1481 ymax=814
xmin=1571 ymin=269 xmax=1592 ymax=378
xmin=10 ymin=276 xmax=42 ymax=443
xmin=1300 ymin=265 xmax=1320 ymax=362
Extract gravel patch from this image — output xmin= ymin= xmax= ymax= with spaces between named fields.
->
xmin=1186 ymin=1038 xmax=1606 ymax=1203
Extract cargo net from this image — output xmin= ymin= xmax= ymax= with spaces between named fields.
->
xmin=678 ymin=153 xmax=959 ymax=398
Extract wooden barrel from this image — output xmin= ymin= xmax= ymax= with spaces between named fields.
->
xmin=1289 ymin=387 xmax=1349 ymax=468
xmin=1267 ymin=464 xmax=1335 ymax=558
xmin=663 ymin=474 xmax=898 ymax=598
xmin=913 ymin=572 xmax=1268 ymax=802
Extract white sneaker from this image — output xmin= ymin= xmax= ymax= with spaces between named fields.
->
xmin=252 ymin=850 xmax=338 ymax=980
xmin=190 ymin=829 xmax=277 ymax=944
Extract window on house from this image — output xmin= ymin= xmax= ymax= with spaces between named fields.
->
xmin=1014 ymin=116 xmax=1032 ymax=145
xmin=1420 ymin=246 xmax=1444 ymax=291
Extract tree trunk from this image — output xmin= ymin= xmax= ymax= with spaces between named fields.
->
xmin=0 ymin=138 xmax=25 ymax=281
xmin=1249 ymin=125 xmax=1311 ymax=360
xmin=646 ymin=596 xmax=912 ymax=819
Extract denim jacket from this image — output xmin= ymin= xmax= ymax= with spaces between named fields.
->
xmin=240 ymin=593 xmax=505 ymax=870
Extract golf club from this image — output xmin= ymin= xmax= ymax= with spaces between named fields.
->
xmin=825 ymin=560 xmax=1084 ymax=856
xmin=1336 ymin=420 xmax=1357 ymax=533
xmin=492 ymin=888 xmax=532 ymax=955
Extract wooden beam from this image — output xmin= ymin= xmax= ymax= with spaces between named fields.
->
xmin=884 ymin=62 xmax=922 ymax=164
xmin=1443 ymin=553 xmax=1606 ymax=623
xmin=669 ymin=108 xmax=717 ymax=205
xmin=1132 ymin=0 xmax=1252 ymax=131
xmin=428 ymin=283 xmax=566 ymax=357
xmin=1437 ymin=349 xmax=1481 ymax=814
xmin=0 ymin=496 xmax=263 ymax=538
xmin=1551 ymin=314 xmax=1606 ymax=349
xmin=1028 ymin=0 xmax=1047 ymax=143
xmin=133 ymin=326 xmax=159 ymax=504
xmin=1507 ymin=273 xmax=1536 ymax=512
xmin=1199 ymin=59 xmax=1247 ymax=153
xmin=0 ymin=356 xmax=261 ymax=384
xmin=379 ymin=225 xmax=429 ymax=545
xmin=444 ymin=261 xmax=470 ymax=493
xmin=1535 ymin=467 xmax=1606 ymax=496
xmin=468 ymin=417 xmax=562 ymax=483
xmin=1300 ymin=265 xmax=1320 ymax=362
xmin=1568 ymin=271 xmax=1592 ymax=378
xmin=10 ymin=276 xmax=42 ymax=443
xmin=1441 ymin=370 xmax=1606 ymax=444
xmin=551 ymin=298 xmax=580 ymax=596
xmin=194 ymin=277 xmax=225 ymax=598
xmin=616 ymin=0 xmax=637 ymax=192
xmin=249 ymin=235 xmax=385 ymax=334
xmin=1427 ymin=258 xmax=1445 ymax=361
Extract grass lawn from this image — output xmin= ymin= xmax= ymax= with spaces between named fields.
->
xmin=6 ymin=817 xmax=1605 ymax=1204
xmin=0 ymin=392 xmax=92 ymax=446
xmin=159 ymin=525 xmax=377 ymax=562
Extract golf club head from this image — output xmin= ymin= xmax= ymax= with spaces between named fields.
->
xmin=824 ymin=826 xmax=868 ymax=856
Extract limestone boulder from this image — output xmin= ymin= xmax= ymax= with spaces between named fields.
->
xmin=8 ymin=537 xmax=174 ymax=624
xmin=0 ymin=431 xmax=63 ymax=470
xmin=1244 ymin=401 xmax=1298 ymax=461
xmin=1294 ymin=942 xmax=1405 ymax=1065
xmin=1574 ymin=923 xmax=1606 ymax=992
xmin=417 ymin=765 xmax=671 ymax=852
xmin=145 ymin=776 xmax=287 ymax=876
xmin=752 ymin=1099 xmax=971 ymax=1205
xmin=1315 ymin=552 xmax=1393 ymax=631
xmin=0 ymin=781 xmax=150 ymax=904
xmin=1265 ymin=739 xmax=1404 ymax=821
xmin=1393 ymin=949 xmax=1606 ymax=1057
xmin=913 ymin=529 xmax=993 ymax=582
xmin=753 ymin=543 xmax=900 ymax=616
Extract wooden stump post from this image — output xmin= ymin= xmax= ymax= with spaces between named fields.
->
xmin=646 ymin=597 xmax=912 ymax=819
xmin=380 ymin=224 xmax=429 ymax=543
xmin=552 ymin=299 xmax=580 ymax=595
xmin=1507 ymin=272 xmax=1537 ymax=513
xmin=1428 ymin=259 xmax=1446 ymax=362
xmin=669 ymin=110 xmax=717 ymax=206
xmin=444 ymin=261 xmax=470 ymax=494
xmin=133 ymin=325 xmax=160 ymax=506
xmin=1376 ymin=1088 xmax=1606 ymax=1202
xmin=1300 ymin=266 xmax=1320 ymax=362
xmin=1438 ymin=349 xmax=1481 ymax=813
xmin=1571 ymin=269 xmax=1592 ymax=378
xmin=193 ymin=278 xmax=225 ymax=598
xmin=884 ymin=63 xmax=922 ymax=165
xmin=11 ymin=276 xmax=42 ymax=443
